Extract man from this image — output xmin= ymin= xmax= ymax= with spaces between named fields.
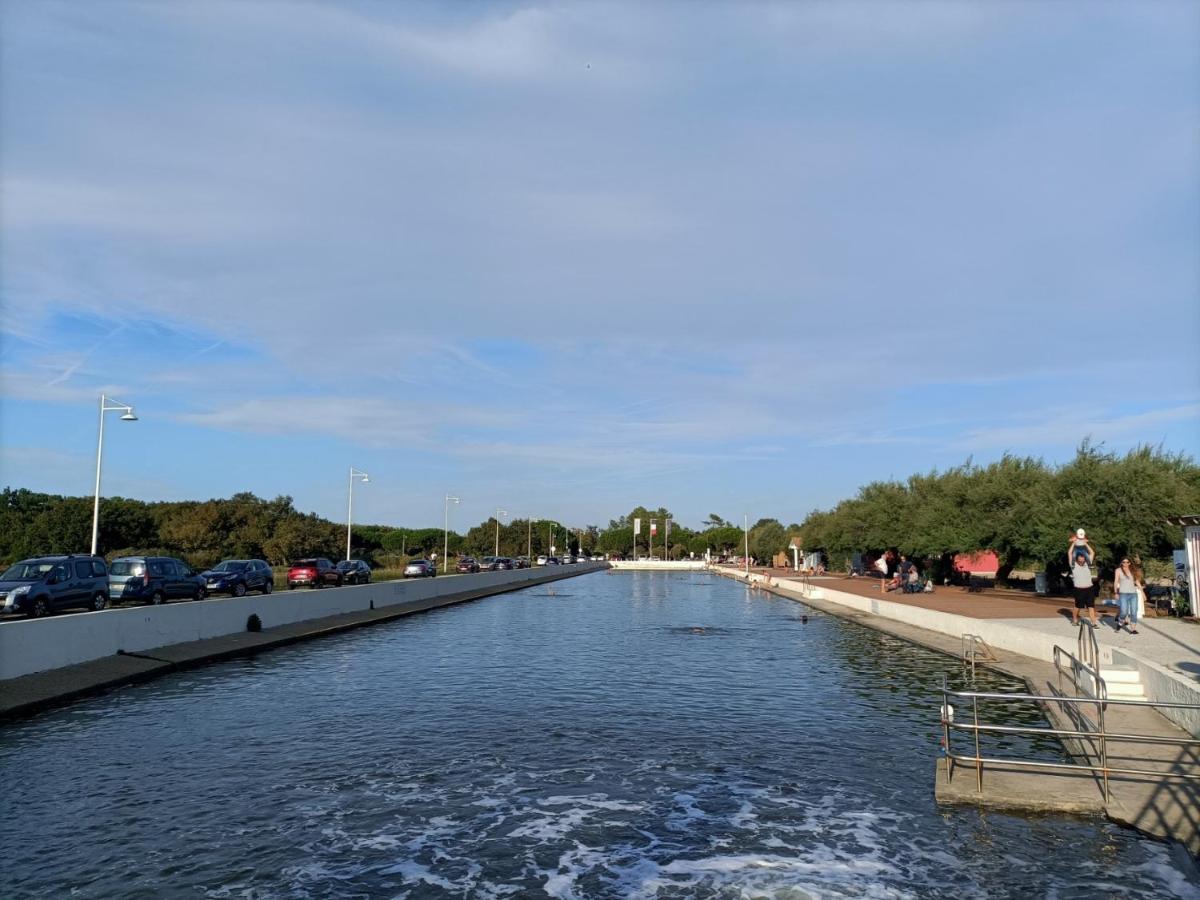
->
xmin=1071 ymin=551 xmax=1097 ymax=627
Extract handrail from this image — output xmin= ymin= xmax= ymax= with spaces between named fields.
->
xmin=1053 ymin=644 xmax=1108 ymax=704
xmin=939 ymin=675 xmax=1200 ymax=803
xmin=1077 ymin=620 xmax=1101 ymax=684
xmin=960 ymin=634 xmax=995 ymax=681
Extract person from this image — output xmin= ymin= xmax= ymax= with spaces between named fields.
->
xmin=1067 ymin=528 xmax=1094 ymax=565
xmin=884 ymin=571 xmax=903 ymax=592
xmin=1071 ymin=551 xmax=1097 ymax=627
xmin=905 ymin=567 xmax=921 ymax=593
xmin=1113 ymin=557 xmax=1140 ymax=634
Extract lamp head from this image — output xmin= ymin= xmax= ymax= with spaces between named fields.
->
xmin=361 ymin=475 xmax=370 ymax=484
xmin=120 ymin=411 xmax=138 ymax=421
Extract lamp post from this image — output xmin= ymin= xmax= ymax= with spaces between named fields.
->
xmin=744 ymin=513 xmax=750 ymax=577
xmin=494 ymin=508 xmax=508 ymax=557
xmin=527 ymin=516 xmax=538 ymax=561
xmin=91 ymin=394 xmax=137 ymax=556
xmin=346 ymin=467 xmax=370 ymax=561
xmin=443 ymin=494 xmax=460 ymax=573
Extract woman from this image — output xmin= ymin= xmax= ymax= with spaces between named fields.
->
xmin=1113 ymin=557 xmax=1140 ymax=634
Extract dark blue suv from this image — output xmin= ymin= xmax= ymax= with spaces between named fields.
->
xmin=0 ymin=555 xmax=110 ymax=618
xmin=199 ymin=559 xmax=274 ymax=596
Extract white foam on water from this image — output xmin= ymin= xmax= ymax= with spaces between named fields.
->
xmin=376 ymin=858 xmax=459 ymax=890
xmin=539 ymin=794 xmax=646 ymax=812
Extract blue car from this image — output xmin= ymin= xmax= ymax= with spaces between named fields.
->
xmin=200 ymin=559 xmax=275 ymax=596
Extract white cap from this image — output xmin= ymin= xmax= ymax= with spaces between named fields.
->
xmin=1076 ymin=528 xmax=1086 ymax=538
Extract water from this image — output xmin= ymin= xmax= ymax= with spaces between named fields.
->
xmin=1 ymin=571 xmax=1196 ymax=898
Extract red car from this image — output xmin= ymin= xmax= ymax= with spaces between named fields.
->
xmin=287 ymin=558 xmax=343 ymax=589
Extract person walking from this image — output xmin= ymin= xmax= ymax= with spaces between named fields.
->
xmin=1113 ymin=557 xmax=1141 ymax=634
xmin=1071 ymin=551 xmax=1098 ymax=628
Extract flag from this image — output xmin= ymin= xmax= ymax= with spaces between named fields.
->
xmin=650 ymin=521 xmax=657 ymax=536
xmin=633 ymin=518 xmax=641 ymax=535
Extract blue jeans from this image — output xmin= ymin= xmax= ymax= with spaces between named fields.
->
xmin=1118 ymin=593 xmax=1138 ymax=626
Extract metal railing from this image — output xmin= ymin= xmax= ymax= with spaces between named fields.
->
xmin=1077 ymin=619 xmax=1101 ymax=683
xmin=960 ymin=634 xmax=995 ymax=681
xmin=939 ymin=676 xmax=1200 ymax=803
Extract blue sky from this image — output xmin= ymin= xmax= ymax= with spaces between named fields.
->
xmin=2 ymin=0 xmax=1198 ymax=532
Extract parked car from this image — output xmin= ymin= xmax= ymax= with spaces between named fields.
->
xmin=456 ymin=557 xmax=481 ymax=573
xmin=545 ymin=556 xmax=560 ymax=566
xmin=200 ymin=559 xmax=274 ymax=596
xmin=489 ymin=557 xmax=514 ymax=571
xmin=337 ymin=559 xmax=372 ymax=585
xmin=110 ymin=556 xmax=206 ymax=605
xmin=514 ymin=556 xmax=530 ymax=569
xmin=287 ymin=558 xmax=342 ymax=589
xmin=480 ymin=556 xmax=497 ymax=570
xmin=0 ymin=555 xmax=110 ymax=618
xmin=404 ymin=559 xmax=437 ymax=578
xmin=535 ymin=555 xmax=549 ymax=566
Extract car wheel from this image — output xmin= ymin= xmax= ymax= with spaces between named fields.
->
xmin=151 ymin=591 xmax=166 ymax=605
xmin=28 ymin=597 xmax=50 ymax=619
xmin=336 ymin=576 xmax=344 ymax=587
xmin=263 ymin=581 xmax=273 ymax=595
xmin=91 ymin=592 xmax=108 ymax=612
xmin=234 ymin=583 xmax=247 ymax=598
xmin=289 ymin=584 xmax=296 ymax=590
xmin=195 ymin=587 xmax=207 ymax=601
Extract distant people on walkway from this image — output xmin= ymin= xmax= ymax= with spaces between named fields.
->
xmin=1071 ymin=551 xmax=1098 ymax=627
xmin=1113 ymin=557 xmax=1141 ymax=634
xmin=1068 ymin=528 xmax=1094 ymax=565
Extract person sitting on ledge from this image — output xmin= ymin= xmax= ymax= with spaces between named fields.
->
xmin=884 ymin=572 xmax=903 ymax=592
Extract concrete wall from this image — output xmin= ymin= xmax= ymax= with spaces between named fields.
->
xmin=0 ymin=565 xmax=602 ymax=681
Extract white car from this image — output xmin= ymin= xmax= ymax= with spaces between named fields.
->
xmin=535 ymin=555 xmax=549 ymax=566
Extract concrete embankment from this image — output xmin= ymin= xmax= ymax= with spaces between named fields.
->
xmin=713 ymin=567 xmax=1200 ymax=737
xmin=711 ymin=566 xmax=1200 ymax=857
xmin=0 ymin=564 xmax=604 ymax=721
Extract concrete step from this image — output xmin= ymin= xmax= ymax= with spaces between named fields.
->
xmin=1103 ymin=667 xmax=1142 ymax=684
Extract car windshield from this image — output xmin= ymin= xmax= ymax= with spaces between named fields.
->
xmin=294 ymin=560 xmax=318 ymax=567
xmin=109 ymin=561 xmax=145 ymax=576
xmin=212 ymin=561 xmax=248 ymax=573
xmin=337 ymin=562 xmax=357 ymax=570
xmin=0 ymin=562 xmax=54 ymax=581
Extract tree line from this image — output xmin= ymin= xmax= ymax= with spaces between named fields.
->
xmin=0 ymin=489 xmax=578 ymax=570
xmin=795 ymin=444 xmax=1199 ymax=583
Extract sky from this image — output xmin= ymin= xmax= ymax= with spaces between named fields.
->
xmin=1 ymin=0 xmax=1198 ymax=533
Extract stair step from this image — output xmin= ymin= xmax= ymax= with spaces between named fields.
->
xmin=1101 ymin=668 xmax=1142 ymax=684
xmin=1104 ymin=691 xmax=1142 ymax=705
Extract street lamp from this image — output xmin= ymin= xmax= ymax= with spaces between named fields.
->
xmin=494 ymin=508 xmax=508 ymax=557
xmin=346 ymin=467 xmax=369 ymax=561
xmin=527 ymin=516 xmax=539 ymax=561
xmin=91 ymin=394 xmax=137 ymax=556
xmin=443 ymin=494 xmax=460 ymax=573
xmin=744 ymin=513 xmax=750 ymax=576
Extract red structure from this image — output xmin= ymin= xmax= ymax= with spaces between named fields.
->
xmin=954 ymin=551 xmax=999 ymax=574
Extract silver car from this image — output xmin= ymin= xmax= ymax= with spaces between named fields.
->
xmin=403 ymin=559 xmax=437 ymax=578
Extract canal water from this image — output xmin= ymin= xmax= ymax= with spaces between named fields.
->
xmin=1 ymin=571 xmax=1196 ymax=898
